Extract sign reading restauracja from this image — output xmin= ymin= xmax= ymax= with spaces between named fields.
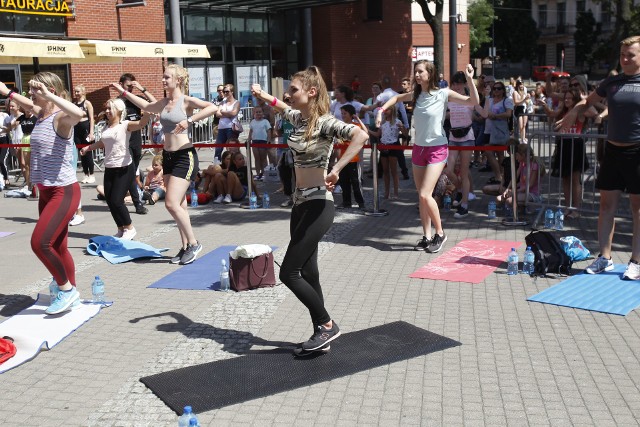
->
xmin=0 ymin=0 xmax=74 ymax=17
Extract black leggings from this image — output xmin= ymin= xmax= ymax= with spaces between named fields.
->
xmin=128 ymin=141 xmax=142 ymax=206
xmin=0 ymin=137 xmax=9 ymax=181
xmin=74 ymin=121 xmax=94 ymax=175
xmin=104 ymin=164 xmax=135 ymax=227
xmin=279 ymin=199 xmax=335 ymax=325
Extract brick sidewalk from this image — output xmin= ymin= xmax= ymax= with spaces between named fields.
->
xmin=1 ymin=150 xmax=640 ymax=426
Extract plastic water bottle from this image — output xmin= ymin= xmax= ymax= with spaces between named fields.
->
xmin=92 ymin=276 xmax=105 ymax=303
xmin=178 ymin=406 xmax=199 ymax=427
xmin=544 ymin=208 xmax=554 ymax=228
xmin=504 ymin=202 xmax=513 ymax=219
xmin=443 ymin=194 xmax=451 ymax=211
xmin=488 ymin=200 xmax=497 ymax=219
xmin=219 ymin=259 xmax=230 ymax=292
xmin=507 ymin=248 xmax=519 ymax=275
xmin=263 ymin=191 xmax=270 ymax=209
xmin=49 ymin=279 xmax=58 ymax=301
xmin=189 ymin=418 xmax=200 ymax=427
xmin=523 ymin=246 xmax=535 ymax=275
xmin=249 ymin=192 xmax=257 ymax=210
xmin=555 ymin=208 xmax=564 ymax=230
xmin=190 ymin=182 xmax=198 ymax=208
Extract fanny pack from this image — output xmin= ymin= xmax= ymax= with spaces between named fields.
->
xmin=450 ymin=126 xmax=472 ymax=138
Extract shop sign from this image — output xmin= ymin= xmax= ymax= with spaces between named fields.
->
xmin=411 ymin=46 xmax=434 ymax=62
xmin=0 ymin=0 xmax=74 ymax=17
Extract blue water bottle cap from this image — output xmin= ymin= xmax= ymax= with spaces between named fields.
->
xmin=95 ymin=275 xmax=100 ymax=280
xmin=183 ymin=406 xmax=192 ymax=414
xmin=511 ymin=248 xmax=515 ymax=251
xmin=526 ymin=246 xmax=531 ymax=250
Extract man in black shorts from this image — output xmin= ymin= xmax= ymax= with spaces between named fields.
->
xmin=557 ymin=35 xmax=640 ymax=280
xmin=119 ymin=73 xmax=157 ymax=214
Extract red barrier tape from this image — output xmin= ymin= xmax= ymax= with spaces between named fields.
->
xmin=0 ymin=142 xmax=508 ymax=151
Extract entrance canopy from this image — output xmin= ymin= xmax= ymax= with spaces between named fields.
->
xmin=179 ymin=0 xmax=355 ymax=12
xmin=81 ymin=40 xmax=210 ymax=59
xmin=0 ymin=37 xmax=107 ymax=65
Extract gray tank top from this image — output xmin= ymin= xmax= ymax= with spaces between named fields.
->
xmin=159 ymin=95 xmax=188 ymax=134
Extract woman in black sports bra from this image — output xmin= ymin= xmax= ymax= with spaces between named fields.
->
xmin=112 ymin=64 xmax=219 ymax=266
xmin=251 ymin=66 xmax=369 ymax=357
xmin=73 ymin=84 xmax=95 ymax=184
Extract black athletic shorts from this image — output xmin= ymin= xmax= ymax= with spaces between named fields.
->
xmin=162 ymin=147 xmax=198 ymax=181
xmin=596 ymin=142 xmax=640 ymax=194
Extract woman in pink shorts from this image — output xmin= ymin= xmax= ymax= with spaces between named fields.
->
xmin=377 ymin=61 xmax=479 ymax=253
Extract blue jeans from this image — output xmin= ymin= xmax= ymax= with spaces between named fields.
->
xmin=215 ymin=128 xmax=235 ymax=159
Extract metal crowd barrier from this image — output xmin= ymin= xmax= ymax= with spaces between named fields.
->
xmin=521 ymin=129 xmax=631 ymax=222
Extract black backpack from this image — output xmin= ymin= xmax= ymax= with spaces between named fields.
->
xmin=525 ymin=230 xmax=572 ymax=277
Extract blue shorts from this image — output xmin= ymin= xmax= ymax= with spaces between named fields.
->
xmin=232 ymin=185 xmax=248 ymax=201
xmin=448 ymin=139 xmax=475 ymax=147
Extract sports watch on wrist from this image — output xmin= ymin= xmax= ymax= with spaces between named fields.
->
xmin=187 ymin=117 xmax=194 ymax=124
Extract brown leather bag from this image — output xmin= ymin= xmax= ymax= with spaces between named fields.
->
xmin=229 ymin=253 xmax=276 ymax=291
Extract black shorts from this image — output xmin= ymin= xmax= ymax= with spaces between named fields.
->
xmin=163 ymin=147 xmax=198 ymax=181
xmin=514 ymin=105 xmax=526 ymax=117
xmin=379 ymin=142 xmax=401 ymax=158
xmin=596 ymin=142 xmax=640 ymax=194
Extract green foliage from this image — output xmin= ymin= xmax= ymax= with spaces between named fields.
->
xmin=493 ymin=0 xmax=539 ymax=62
xmin=468 ymin=0 xmax=495 ymax=55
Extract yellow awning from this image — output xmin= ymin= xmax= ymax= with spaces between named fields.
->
xmin=0 ymin=36 xmax=122 ymax=64
xmin=83 ymin=40 xmax=210 ymax=58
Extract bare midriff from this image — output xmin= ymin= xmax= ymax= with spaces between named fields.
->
xmin=163 ymin=133 xmax=193 ymax=152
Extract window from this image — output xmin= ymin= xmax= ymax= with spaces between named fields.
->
xmin=557 ymin=2 xmax=566 ymax=30
xmin=366 ymin=0 xmax=383 ymax=21
xmin=576 ymin=1 xmax=585 ymax=13
xmin=0 ymin=14 xmax=65 ymax=35
xmin=538 ymin=5 xmax=547 ymax=28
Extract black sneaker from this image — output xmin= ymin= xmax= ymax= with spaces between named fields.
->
xmin=180 ymin=242 xmax=203 ymax=265
xmin=454 ymin=206 xmax=469 ymax=218
xmin=402 ymin=172 xmax=410 ymax=180
xmin=452 ymin=192 xmax=463 ymax=207
xmin=426 ymin=233 xmax=447 ymax=253
xmin=414 ymin=236 xmax=431 ymax=251
xmin=301 ymin=321 xmax=341 ymax=351
xmin=293 ymin=343 xmax=331 ymax=358
xmin=135 ymin=204 xmax=148 ymax=215
xmin=170 ymin=247 xmax=186 ymax=264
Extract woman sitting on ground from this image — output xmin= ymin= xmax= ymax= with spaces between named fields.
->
xmin=215 ymin=151 xmax=260 ymax=203
xmin=202 ymin=150 xmax=233 ymax=199
xmin=497 ymin=143 xmax=545 ymax=206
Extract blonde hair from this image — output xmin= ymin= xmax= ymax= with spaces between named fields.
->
xmin=104 ymin=98 xmax=127 ymax=122
xmin=290 ymin=66 xmax=330 ymax=141
xmin=166 ymin=63 xmax=189 ymax=93
xmin=31 ymin=71 xmax=69 ymax=100
xmin=621 ymin=35 xmax=640 ymax=46
xmin=74 ymin=84 xmax=86 ymax=95
xmin=384 ymin=104 xmax=398 ymax=124
xmin=152 ymin=154 xmax=163 ymax=166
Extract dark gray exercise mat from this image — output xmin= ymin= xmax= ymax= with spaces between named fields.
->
xmin=140 ymin=321 xmax=461 ymax=414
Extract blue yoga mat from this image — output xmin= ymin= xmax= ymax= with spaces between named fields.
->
xmin=527 ymin=264 xmax=640 ymax=315
xmin=148 ymin=245 xmax=237 ymax=291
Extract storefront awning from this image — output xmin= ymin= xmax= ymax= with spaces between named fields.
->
xmin=0 ymin=36 xmax=123 ymax=65
xmin=180 ymin=0 xmax=355 ymax=12
xmin=82 ymin=40 xmax=210 ymax=58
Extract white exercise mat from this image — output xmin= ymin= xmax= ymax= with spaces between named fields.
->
xmin=0 ymin=294 xmax=107 ymax=373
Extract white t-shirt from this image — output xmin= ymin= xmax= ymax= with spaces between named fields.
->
xmin=100 ymin=121 xmax=132 ymax=168
xmin=380 ymin=119 xmax=402 ymax=145
xmin=376 ymin=88 xmax=409 ymax=128
xmin=330 ymin=100 xmax=364 ymax=121
xmin=413 ymin=89 xmax=449 ymax=147
xmin=448 ymin=102 xmax=474 ymax=142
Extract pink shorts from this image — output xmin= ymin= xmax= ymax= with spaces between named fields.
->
xmin=412 ymin=144 xmax=448 ymax=167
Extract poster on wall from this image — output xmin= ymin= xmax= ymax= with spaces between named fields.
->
xmin=235 ymin=65 xmax=269 ymax=107
xmin=207 ymin=66 xmax=224 ymax=101
xmin=411 ymin=47 xmax=435 ymax=62
xmin=187 ymin=66 xmax=205 ymax=99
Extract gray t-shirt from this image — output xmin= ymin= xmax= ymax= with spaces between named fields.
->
xmin=596 ymin=73 xmax=640 ymax=144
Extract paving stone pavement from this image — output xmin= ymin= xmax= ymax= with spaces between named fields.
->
xmin=1 ymin=149 xmax=640 ymax=426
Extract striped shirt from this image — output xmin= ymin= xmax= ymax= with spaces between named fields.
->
xmin=30 ymin=111 xmax=77 ymax=187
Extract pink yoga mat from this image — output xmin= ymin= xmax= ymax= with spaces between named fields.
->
xmin=409 ymin=239 xmax=522 ymax=284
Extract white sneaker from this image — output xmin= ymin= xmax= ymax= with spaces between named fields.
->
xmin=121 ymin=227 xmax=137 ymax=240
xmin=87 ymin=175 xmax=96 ymax=184
xmin=81 ymin=175 xmax=89 ymax=184
xmin=213 ymin=194 xmax=224 ymax=204
xmin=468 ymin=193 xmax=477 ymax=201
xmin=585 ymin=255 xmax=614 ymax=274
xmin=69 ymin=215 xmax=85 ymax=226
xmin=623 ymin=261 xmax=640 ymax=280
xmin=223 ymin=194 xmax=232 ymax=204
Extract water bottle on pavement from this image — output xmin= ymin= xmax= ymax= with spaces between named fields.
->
xmin=92 ymin=276 xmax=105 ymax=303
xmin=443 ymin=194 xmax=451 ymax=211
xmin=219 ymin=259 xmax=230 ymax=292
xmin=554 ymin=208 xmax=564 ymax=230
xmin=189 ymin=418 xmax=200 ymax=427
xmin=523 ymin=246 xmax=535 ymax=275
xmin=507 ymin=248 xmax=519 ymax=275
xmin=178 ymin=406 xmax=199 ymax=427
xmin=504 ymin=202 xmax=513 ymax=219
xmin=190 ymin=182 xmax=198 ymax=208
xmin=488 ymin=200 xmax=496 ymax=219
xmin=544 ymin=208 xmax=554 ymax=228
xmin=249 ymin=192 xmax=257 ymax=210
xmin=263 ymin=191 xmax=270 ymax=209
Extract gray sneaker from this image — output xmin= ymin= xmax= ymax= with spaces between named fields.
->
xmin=180 ymin=242 xmax=203 ymax=265
xmin=170 ymin=247 xmax=186 ymax=264
xmin=585 ymin=255 xmax=614 ymax=274
xmin=426 ymin=233 xmax=447 ymax=253
xmin=301 ymin=321 xmax=341 ymax=351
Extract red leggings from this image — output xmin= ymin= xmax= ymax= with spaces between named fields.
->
xmin=31 ymin=183 xmax=81 ymax=286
